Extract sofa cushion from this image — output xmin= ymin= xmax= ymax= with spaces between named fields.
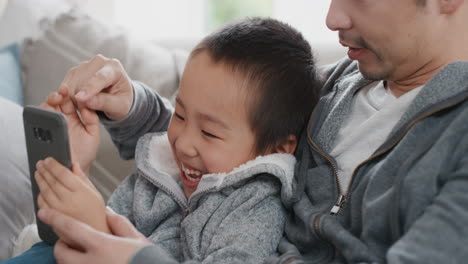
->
xmin=21 ymin=9 xmax=188 ymax=199
xmin=0 ymin=43 xmax=23 ymax=104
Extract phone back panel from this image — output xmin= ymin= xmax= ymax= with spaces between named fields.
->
xmin=23 ymin=106 xmax=72 ymax=245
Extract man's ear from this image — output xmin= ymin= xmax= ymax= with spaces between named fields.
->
xmin=439 ymin=0 xmax=464 ymax=14
xmin=273 ymin=135 xmax=297 ymax=154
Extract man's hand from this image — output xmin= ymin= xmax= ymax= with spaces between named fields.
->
xmin=41 ymin=85 xmax=100 ymax=173
xmin=35 ymin=158 xmax=110 ymax=234
xmin=62 ymin=55 xmax=134 ymax=121
xmin=37 ymin=208 xmax=151 ymax=264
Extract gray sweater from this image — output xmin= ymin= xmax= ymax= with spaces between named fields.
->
xmin=104 ymin=59 xmax=468 ymax=263
xmin=106 ymin=132 xmax=296 ymax=263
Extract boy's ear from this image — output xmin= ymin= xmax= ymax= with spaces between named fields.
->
xmin=273 ymin=135 xmax=297 ymax=154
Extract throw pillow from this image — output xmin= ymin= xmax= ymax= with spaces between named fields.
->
xmin=0 ymin=43 xmax=23 ymax=104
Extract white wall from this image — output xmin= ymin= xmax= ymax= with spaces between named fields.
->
xmin=75 ymin=0 xmax=347 ymax=65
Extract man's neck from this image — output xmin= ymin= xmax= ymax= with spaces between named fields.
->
xmin=386 ymin=61 xmax=449 ymax=98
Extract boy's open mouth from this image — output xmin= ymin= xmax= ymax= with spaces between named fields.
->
xmin=181 ymin=164 xmax=204 ymax=188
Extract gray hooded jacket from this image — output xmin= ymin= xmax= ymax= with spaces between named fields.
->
xmin=103 ymin=59 xmax=468 ymax=263
xmin=105 ymin=132 xmax=296 ymax=263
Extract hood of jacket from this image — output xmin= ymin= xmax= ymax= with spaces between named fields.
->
xmin=134 ymin=132 xmax=297 ymax=208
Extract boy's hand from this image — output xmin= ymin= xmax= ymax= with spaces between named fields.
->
xmin=41 ymin=85 xmax=100 ymax=173
xmin=35 ymin=158 xmax=110 ymax=234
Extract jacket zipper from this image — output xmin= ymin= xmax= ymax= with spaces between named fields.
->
xmin=305 ymin=116 xmax=343 ymax=217
xmin=187 ymin=185 xmax=217 ymax=212
xmin=138 ymin=169 xmax=189 ymax=212
xmin=307 ymin=93 xmax=467 ymax=234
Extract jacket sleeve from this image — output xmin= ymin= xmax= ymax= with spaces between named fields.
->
xmin=101 ymin=81 xmax=174 ymax=160
xmin=128 ymin=176 xmax=287 ymax=264
xmin=385 ymin=137 xmax=468 ymax=263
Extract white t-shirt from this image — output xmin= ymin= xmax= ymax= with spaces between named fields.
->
xmin=330 ymin=81 xmax=422 ymax=194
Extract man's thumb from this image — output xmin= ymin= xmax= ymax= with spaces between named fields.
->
xmin=106 ymin=208 xmax=143 ymax=239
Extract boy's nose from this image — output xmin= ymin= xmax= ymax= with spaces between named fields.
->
xmin=326 ymin=0 xmax=352 ymax=32
xmin=175 ymin=134 xmax=198 ymax=159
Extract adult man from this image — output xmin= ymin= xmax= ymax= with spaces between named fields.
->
xmin=37 ymin=0 xmax=468 ymax=263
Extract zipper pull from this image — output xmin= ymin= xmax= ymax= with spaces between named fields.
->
xmin=330 ymin=194 xmax=346 ymax=215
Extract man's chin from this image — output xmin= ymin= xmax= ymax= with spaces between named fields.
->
xmin=358 ymin=63 xmax=391 ymax=81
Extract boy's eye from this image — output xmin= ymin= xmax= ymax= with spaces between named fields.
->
xmin=174 ymin=112 xmax=185 ymax=121
xmin=202 ymin=130 xmax=218 ymax=139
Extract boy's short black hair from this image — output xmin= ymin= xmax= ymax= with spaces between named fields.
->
xmin=192 ymin=17 xmax=320 ymax=154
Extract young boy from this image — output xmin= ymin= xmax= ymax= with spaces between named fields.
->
xmin=5 ymin=17 xmax=320 ymax=263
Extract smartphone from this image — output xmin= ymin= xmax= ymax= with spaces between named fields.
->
xmin=23 ymin=106 xmax=72 ymax=245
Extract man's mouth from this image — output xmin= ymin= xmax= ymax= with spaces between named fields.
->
xmin=339 ymin=40 xmax=368 ymax=61
xmin=347 ymin=47 xmax=366 ymax=60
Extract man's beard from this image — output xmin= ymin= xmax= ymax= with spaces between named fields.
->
xmin=359 ymin=63 xmax=392 ymax=81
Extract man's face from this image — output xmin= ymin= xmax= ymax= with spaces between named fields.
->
xmin=326 ymin=0 xmax=437 ymax=81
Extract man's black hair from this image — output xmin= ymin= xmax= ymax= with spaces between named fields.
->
xmin=191 ymin=17 xmax=321 ymax=154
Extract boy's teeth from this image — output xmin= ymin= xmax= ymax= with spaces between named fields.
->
xmin=182 ymin=166 xmax=202 ymax=176
xmin=185 ymin=173 xmax=200 ymax=182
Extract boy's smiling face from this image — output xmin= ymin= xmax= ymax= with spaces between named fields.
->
xmin=167 ymin=52 xmax=259 ymax=198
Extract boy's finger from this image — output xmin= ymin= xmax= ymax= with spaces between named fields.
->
xmin=45 ymin=92 xmax=63 ymax=106
xmin=58 ymin=92 xmax=79 ymax=116
xmin=39 ymin=104 xmax=60 ymax=114
xmin=71 ymin=162 xmax=100 ymax=193
xmin=80 ymin=107 xmax=100 ymax=131
xmin=43 ymin=158 xmax=79 ymax=192
xmin=37 ymin=194 xmax=50 ymax=209
xmin=34 ymin=170 xmax=59 ymax=207
xmin=58 ymin=83 xmax=71 ymax=97
xmin=39 ymin=163 xmax=71 ymax=200
xmin=72 ymin=162 xmax=88 ymax=181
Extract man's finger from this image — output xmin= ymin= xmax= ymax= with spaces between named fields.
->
xmin=75 ymin=63 xmax=120 ymax=103
xmin=85 ymin=92 xmax=132 ymax=121
xmin=54 ymin=240 xmax=88 ymax=264
xmin=106 ymin=209 xmax=144 ymax=239
xmin=38 ymin=208 xmax=100 ymax=249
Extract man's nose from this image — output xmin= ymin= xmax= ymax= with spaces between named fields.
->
xmin=326 ymin=0 xmax=352 ymax=31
